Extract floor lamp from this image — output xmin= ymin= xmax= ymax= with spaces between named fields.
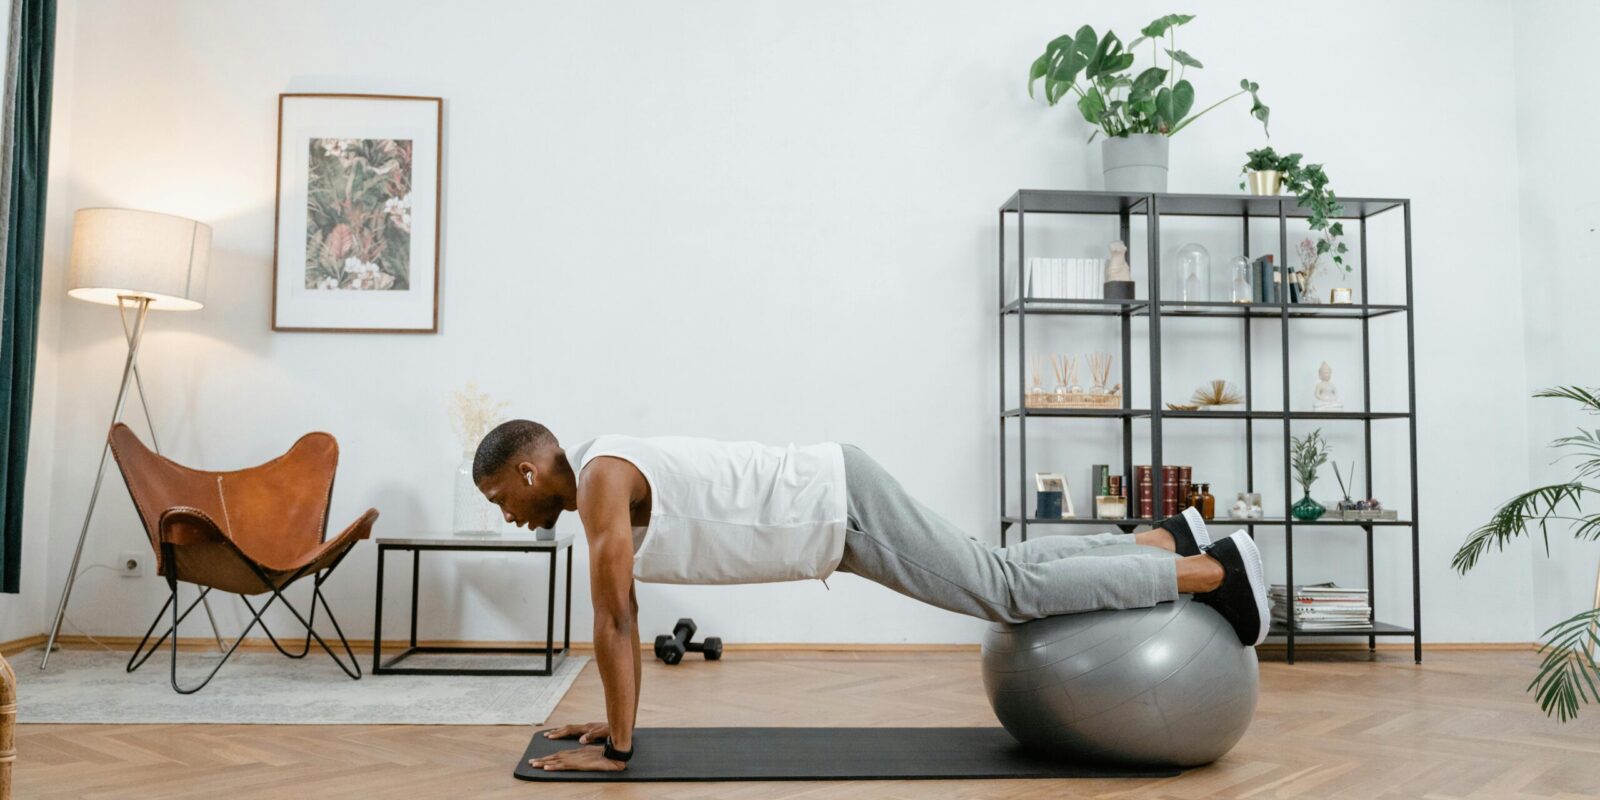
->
xmin=41 ymin=208 xmax=219 ymax=669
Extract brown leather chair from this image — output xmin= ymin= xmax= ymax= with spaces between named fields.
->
xmin=108 ymin=423 xmax=377 ymax=693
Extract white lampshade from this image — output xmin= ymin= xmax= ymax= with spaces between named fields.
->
xmin=67 ymin=208 xmax=212 ymax=311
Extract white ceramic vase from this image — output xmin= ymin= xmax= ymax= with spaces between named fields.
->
xmin=452 ymin=454 xmax=501 ymax=536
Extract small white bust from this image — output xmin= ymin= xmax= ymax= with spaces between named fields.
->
xmin=1106 ymin=240 xmax=1132 ymax=282
xmin=1312 ymin=361 xmax=1344 ymax=410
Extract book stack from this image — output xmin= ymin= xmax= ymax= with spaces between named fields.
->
xmin=1025 ymin=257 xmax=1105 ymax=300
xmin=1268 ymin=582 xmax=1371 ymax=631
xmin=1251 ymin=254 xmax=1300 ymax=304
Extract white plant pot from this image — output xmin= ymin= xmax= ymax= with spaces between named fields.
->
xmin=1102 ymin=134 xmax=1169 ymax=193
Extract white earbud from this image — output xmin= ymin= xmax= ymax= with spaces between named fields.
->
xmin=524 ymin=472 xmax=534 ymax=486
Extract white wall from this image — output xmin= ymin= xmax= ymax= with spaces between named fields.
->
xmin=1513 ymin=0 xmax=1600 ymax=638
xmin=17 ymin=0 xmax=1542 ymax=645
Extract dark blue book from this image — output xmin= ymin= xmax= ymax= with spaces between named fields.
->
xmin=1253 ymin=255 xmax=1276 ymax=303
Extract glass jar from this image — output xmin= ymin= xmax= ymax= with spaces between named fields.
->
xmin=1174 ymin=243 xmax=1211 ymax=303
xmin=1228 ymin=256 xmax=1252 ymax=303
xmin=453 ymin=454 xmax=502 ymax=536
xmin=1096 ymin=495 xmax=1128 ymax=519
xmin=1026 ymin=378 xmax=1048 ymax=407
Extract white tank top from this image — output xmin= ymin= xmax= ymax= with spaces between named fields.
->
xmin=566 ymin=434 xmax=848 ymax=585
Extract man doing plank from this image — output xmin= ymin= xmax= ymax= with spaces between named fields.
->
xmin=473 ymin=421 xmax=1268 ymax=773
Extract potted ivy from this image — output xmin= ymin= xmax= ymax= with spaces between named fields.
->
xmin=1239 ymin=147 xmax=1351 ymax=280
xmin=1028 ymin=13 xmax=1269 ymax=192
xmin=1240 ymin=147 xmax=1301 ymax=196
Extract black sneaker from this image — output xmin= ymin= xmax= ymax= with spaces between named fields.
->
xmin=1196 ymin=531 xmax=1270 ymax=646
xmin=1160 ymin=506 xmax=1212 ymax=557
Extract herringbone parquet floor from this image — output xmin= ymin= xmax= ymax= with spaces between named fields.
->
xmin=13 ymin=648 xmax=1600 ymax=799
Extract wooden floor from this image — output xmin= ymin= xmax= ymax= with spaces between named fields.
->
xmin=13 ymin=648 xmax=1600 ymax=799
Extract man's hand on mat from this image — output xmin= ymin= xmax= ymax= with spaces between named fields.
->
xmin=543 ymin=721 xmax=609 ymax=743
xmin=528 ymin=744 xmax=627 ymax=772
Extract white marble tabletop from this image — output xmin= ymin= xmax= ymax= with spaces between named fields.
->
xmin=373 ymin=530 xmax=576 ymax=548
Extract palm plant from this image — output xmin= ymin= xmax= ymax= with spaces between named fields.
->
xmin=1453 ymin=386 xmax=1600 ymax=721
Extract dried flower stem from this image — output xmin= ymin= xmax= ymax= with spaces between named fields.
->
xmin=447 ymin=380 xmax=510 ymax=454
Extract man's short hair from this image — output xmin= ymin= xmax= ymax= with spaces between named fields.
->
xmin=472 ymin=420 xmax=557 ymax=483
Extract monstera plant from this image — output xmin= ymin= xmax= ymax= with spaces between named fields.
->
xmin=1027 ymin=14 xmax=1268 ymax=142
xmin=1454 ymin=386 xmax=1600 ymax=721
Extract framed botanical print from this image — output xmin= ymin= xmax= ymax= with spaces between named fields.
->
xmin=272 ymin=93 xmax=442 ymax=332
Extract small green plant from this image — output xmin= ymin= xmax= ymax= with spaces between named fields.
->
xmin=1290 ymin=429 xmax=1330 ymax=496
xmin=1240 ymin=146 xmax=1301 ymax=175
xmin=1239 ymin=147 xmax=1350 ymax=274
xmin=1454 ymin=386 xmax=1600 ymax=722
xmin=1027 ymin=14 xmax=1268 ymax=142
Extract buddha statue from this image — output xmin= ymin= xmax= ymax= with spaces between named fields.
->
xmin=1312 ymin=361 xmax=1344 ymax=410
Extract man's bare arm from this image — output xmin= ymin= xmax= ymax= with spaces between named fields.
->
xmin=631 ymin=583 xmax=642 ymax=721
xmin=542 ymin=532 xmax=644 ymax=747
xmin=577 ymin=459 xmax=641 ymax=753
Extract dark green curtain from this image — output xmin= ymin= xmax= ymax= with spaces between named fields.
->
xmin=0 ymin=0 xmax=55 ymax=594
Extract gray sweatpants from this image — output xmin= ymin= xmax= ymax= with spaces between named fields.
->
xmin=835 ymin=444 xmax=1179 ymax=623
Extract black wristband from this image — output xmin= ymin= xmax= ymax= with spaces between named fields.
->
xmin=603 ymin=735 xmax=633 ymax=762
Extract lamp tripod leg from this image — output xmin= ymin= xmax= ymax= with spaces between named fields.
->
xmin=40 ymin=298 xmax=151 ymax=669
xmin=39 ymin=439 xmax=117 ymax=668
xmin=117 ymin=301 xmax=228 ymax=654
xmin=196 ymin=590 xmax=228 ymax=652
xmin=126 ymin=357 xmax=227 ymax=653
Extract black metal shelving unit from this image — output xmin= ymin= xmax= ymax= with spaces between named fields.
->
xmin=997 ymin=189 xmax=1421 ymax=664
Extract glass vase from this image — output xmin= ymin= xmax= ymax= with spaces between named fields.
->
xmin=1291 ymin=492 xmax=1325 ymax=521
xmin=1298 ymin=265 xmax=1322 ymax=304
xmin=1175 ymin=243 xmax=1211 ymax=302
xmin=1229 ymin=256 xmax=1251 ymax=303
xmin=452 ymin=454 xmax=502 ymax=536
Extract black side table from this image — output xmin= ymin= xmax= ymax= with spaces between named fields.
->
xmin=372 ymin=531 xmax=574 ymax=676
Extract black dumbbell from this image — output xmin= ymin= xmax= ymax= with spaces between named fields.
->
xmin=652 ymin=618 xmax=724 ymax=665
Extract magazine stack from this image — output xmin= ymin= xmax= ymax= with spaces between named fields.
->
xmin=1268 ymin=582 xmax=1371 ymax=631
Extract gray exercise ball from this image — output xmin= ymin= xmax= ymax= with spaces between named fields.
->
xmin=981 ymin=549 xmax=1258 ymax=767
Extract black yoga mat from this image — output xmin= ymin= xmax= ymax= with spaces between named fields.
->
xmin=513 ymin=727 xmax=1180 ymax=782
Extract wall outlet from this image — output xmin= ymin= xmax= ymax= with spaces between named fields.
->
xmin=118 ymin=550 xmax=146 ymax=578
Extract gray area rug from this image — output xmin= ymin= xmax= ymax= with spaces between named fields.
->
xmin=12 ymin=647 xmax=588 ymax=725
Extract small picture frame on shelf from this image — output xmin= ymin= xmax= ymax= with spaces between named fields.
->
xmin=1035 ymin=473 xmax=1074 ymax=519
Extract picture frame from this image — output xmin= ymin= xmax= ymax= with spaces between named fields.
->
xmin=272 ymin=93 xmax=443 ymax=332
xmin=1034 ymin=472 xmax=1076 ymax=519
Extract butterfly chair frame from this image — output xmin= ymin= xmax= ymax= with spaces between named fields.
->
xmin=109 ymin=423 xmax=377 ymax=694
